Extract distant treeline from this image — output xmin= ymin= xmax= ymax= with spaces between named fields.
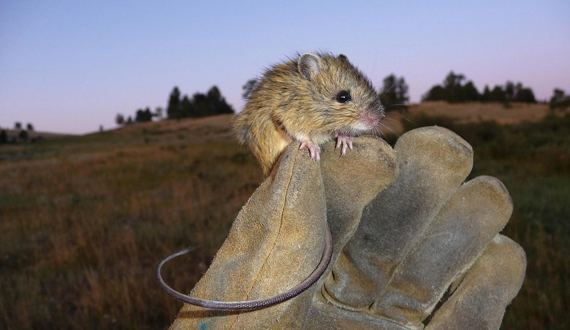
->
xmin=116 ymin=86 xmax=234 ymax=126
xmin=378 ymin=74 xmax=409 ymax=110
xmin=115 ymin=72 xmax=568 ymax=128
xmin=0 ymin=122 xmax=36 ymax=144
xmin=166 ymin=86 xmax=234 ymax=119
xmin=550 ymin=88 xmax=570 ymax=110
xmin=372 ymin=71 xmax=554 ymax=110
xmin=424 ymin=71 xmax=537 ymax=103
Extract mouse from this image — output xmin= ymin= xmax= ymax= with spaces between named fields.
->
xmin=234 ymin=52 xmax=385 ymax=176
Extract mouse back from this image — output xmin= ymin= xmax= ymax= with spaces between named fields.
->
xmin=235 ymin=52 xmax=384 ymax=175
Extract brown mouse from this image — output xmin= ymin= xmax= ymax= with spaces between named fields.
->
xmin=234 ymin=52 xmax=384 ymax=176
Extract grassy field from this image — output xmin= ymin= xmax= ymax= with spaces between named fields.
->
xmin=0 ymin=116 xmax=262 ymax=329
xmin=1 ymin=103 xmax=568 ymax=329
xmin=383 ymin=101 xmax=553 ymax=134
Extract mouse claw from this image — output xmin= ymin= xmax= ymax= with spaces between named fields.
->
xmin=335 ymin=134 xmax=353 ymax=156
xmin=299 ymin=141 xmax=321 ymax=161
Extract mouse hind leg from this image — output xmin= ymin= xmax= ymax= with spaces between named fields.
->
xmin=249 ymin=119 xmax=291 ymax=175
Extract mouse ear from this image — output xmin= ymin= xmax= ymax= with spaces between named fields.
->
xmin=298 ymin=53 xmax=321 ymax=80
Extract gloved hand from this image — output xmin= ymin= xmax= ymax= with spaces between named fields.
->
xmin=169 ymin=127 xmax=526 ymax=329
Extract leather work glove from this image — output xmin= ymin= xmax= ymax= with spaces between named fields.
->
xmin=169 ymin=127 xmax=526 ymax=329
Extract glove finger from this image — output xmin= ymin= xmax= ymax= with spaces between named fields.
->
xmin=372 ymin=176 xmax=513 ymax=327
xmin=425 ymin=235 xmax=526 ymax=330
xmin=320 ymin=136 xmax=397 ymax=259
xmin=324 ymin=127 xmax=473 ymax=309
xmin=303 ymin=137 xmax=398 ymax=328
xmin=172 ymin=142 xmax=326 ymax=329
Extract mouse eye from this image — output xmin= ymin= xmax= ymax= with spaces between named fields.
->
xmin=335 ymin=90 xmax=352 ymax=103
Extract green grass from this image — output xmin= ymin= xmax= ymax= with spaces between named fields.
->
xmin=1 ymin=113 xmax=568 ymax=329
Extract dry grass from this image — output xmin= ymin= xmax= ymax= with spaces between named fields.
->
xmin=1 ymin=105 xmax=568 ymax=329
xmin=383 ymin=101 xmax=559 ymax=134
xmin=0 ymin=115 xmax=262 ymax=329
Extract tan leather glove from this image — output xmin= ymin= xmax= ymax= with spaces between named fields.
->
xmin=169 ymin=127 xmax=526 ymax=329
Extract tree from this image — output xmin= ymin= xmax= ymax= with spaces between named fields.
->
xmin=154 ymin=107 xmax=163 ymax=119
xmin=380 ymin=74 xmax=397 ymax=104
xmin=242 ymin=79 xmax=257 ymax=100
xmin=481 ymin=85 xmax=491 ymax=102
xmin=500 ymin=81 xmax=536 ymax=103
xmin=180 ymin=95 xmax=194 ymax=117
xmin=443 ymin=71 xmax=465 ymax=101
xmin=515 ymin=82 xmax=523 ymax=96
xmin=379 ymin=74 xmax=409 ymax=110
xmin=207 ymin=85 xmax=221 ymax=102
xmin=443 ymin=72 xmax=473 ymax=102
xmin=425 ymin=75 xmax=536 ymax=104
xmin=207 ymin=85 xmax=234 ymax=115
xmin=26 ymin=123 xmax=34 ymax=131
xmin=550 ymin=88 xmax=566 ymax=104
xmin=423 ymin=71 xmax=480 ymax=102
xmin=165 ymin=85 xmax=234 ymax=119
xmin=192 ymin=92 xmax=210 ymax=117
xmin=167 ymin=87 xmax=182 ymax=119
xmin=515 ymin=87 xmax=536 ymax=103
xmin=462 ymin=81 xmax=480 ymax=102
xmin=126 ymin=116 xmax=133 ymax=125
xmin=135 ymin=107 xmax=153 ymax=122
xmin=549 ymin=88 xmax=569 ymax=110
xmin=115 ymin=114 xmax=125 ymax=126
xmin=443 ymin=71 xmax=465 ymax=90
xmin=18 ymin=130 xmax=28 ymax=142
xmin=14 ymin=122 xmax=22 ymax=130
xmin=395 ymin=77 xmax=410 ymax=105
xmin=504 ymin=81 xmax=515 ymax=101
xmin=0 ymin=130 xmax=7 ymax=144
xmin=489 ymin=85 xmax=506 ymax=102
xmin=424 ymin=85 xmax=445 ymax=101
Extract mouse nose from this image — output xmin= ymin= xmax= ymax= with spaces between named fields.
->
xmin=360 ymin=110 xmax=381 ymax=128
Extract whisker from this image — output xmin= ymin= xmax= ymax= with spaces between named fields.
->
xmin=397 ymin=113 xmax=414 ymax=124
xmin=383 ymin=116 xmax=399 ymax=124
xmin=378 ymin=121 xmax=396 ymax=135
xmin=371 ymin=126 xmax=383 ymax=137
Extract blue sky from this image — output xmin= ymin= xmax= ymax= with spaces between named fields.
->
xmin=1 ymin=1 xmax=569 ymax=133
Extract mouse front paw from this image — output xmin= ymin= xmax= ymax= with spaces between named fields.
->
xmin=335 ymin=134 xmax=353 ymax=156
xmin=299 ymin=141 xmax=321 ymax=161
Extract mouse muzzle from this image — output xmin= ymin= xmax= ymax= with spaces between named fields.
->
xmin=358 ymin=108 xmax=383 ymax=130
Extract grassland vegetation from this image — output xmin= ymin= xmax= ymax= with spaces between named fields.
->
xmin=0 ymin=105 xmax=568 ymax=329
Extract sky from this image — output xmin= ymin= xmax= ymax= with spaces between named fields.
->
xmin=1 ymin=1 xmax=569 ymax=134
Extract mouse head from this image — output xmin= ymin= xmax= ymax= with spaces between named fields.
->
xmin=298 ymin=53 xmax=384 ymax=134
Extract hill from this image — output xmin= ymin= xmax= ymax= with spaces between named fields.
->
xmin=0 ymin=114 xmax=260 ymax=329
xmin=0 ymin=128 xmax=75 ymax=144
xmin=383 ymin=101 xmax=555 ymax=134
xmin=1 ymin=103 xmax=568 ymax=329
